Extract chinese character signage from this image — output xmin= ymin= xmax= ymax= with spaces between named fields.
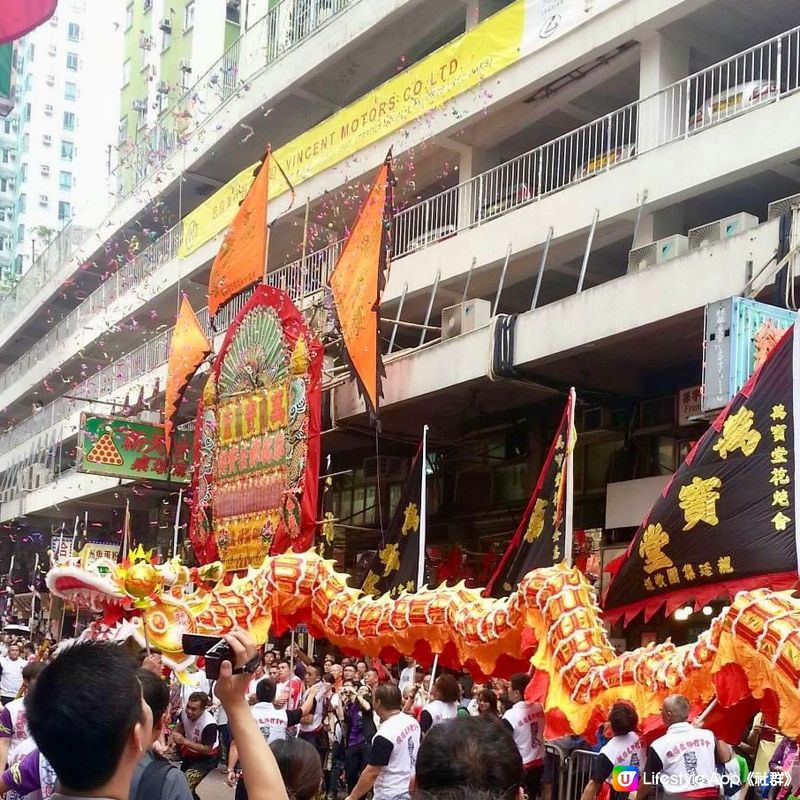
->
xmin=487 ymin=392 xmax=575 ymax=597
xmin=79 ymin=542 xmax=120 ymax=571
xmin=188 ymin=285 xmax=323 ymax=570
xmin=703 ymin=297 xmax=797 ymax=412
xmin=605 ymin=325 xmax=800 ymax=623
xmin=77 ymin=414 xmax=191 ymax=483
xmin=677 ymin=386 xmax=702 ymax=427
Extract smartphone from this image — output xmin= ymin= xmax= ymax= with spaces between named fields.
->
xmin=181 ymin=634 xmax=234 ymax=680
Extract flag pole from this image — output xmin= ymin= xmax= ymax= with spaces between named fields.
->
xmin=262 ymin=146 xmax=271 ymax=283
xmin=172 ymin=488 xmax=183 ymax=559
xmin=417 ymin=425 xmax=429 ymax=590
xmin=122 ymin=498 xmax=131 ymax=560
xmin=563 ymin=387 xmax=576 ymax=568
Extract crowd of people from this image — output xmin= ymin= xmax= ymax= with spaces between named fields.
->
xmin=0 ymin=629 xmax=794 ymax=800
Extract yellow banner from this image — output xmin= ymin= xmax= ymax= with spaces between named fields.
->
xmin=179 ymin=0 xmax=523 ymax=258
xmin=179 ymin=161 xmax=259 ymax=258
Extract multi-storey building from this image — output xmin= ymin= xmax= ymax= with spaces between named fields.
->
xmin=0 ymin=0 xmax=799 ymax=643
xmin=118 ymin=0 xmax=243 ymax=194
xmin=7 ymin=0 xmax=124 ymax=287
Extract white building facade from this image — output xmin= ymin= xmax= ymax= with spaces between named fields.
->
xmin=9 ymin=0 xmax=123 ymax=283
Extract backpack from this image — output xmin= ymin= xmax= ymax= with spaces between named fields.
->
xmin=133 ymin=754 xmax=174 ymax=800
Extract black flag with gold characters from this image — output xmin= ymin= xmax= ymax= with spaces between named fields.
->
xmin=317 ymin=475 xmax=336 ymax=560
xmin=486 ymin=394 xmax=574 ymax=598
xmin=604 ymin=325 xmax=800 ymax=624
xmin=361 ymin=444 xmax=423 ymax=598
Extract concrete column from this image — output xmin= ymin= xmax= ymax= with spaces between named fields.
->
xmin=632 ymin=204 xmax=686 ymax=249
xmin=466 ymin=0 xmax=508 ymax=30
xmin=455 ymin=145 xmax=493 ymax=230
xmin=637 ymin=32 xmax=690 ymax=153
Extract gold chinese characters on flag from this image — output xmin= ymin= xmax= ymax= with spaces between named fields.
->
xmin=604 ymin=325 xmax=800 ymax=623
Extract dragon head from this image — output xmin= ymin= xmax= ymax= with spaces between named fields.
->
xmin=47 ymin=546 xmax=224 ymax=673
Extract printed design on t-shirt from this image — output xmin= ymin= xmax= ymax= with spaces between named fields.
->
xmin=530 ymin=721 xmax=541 ymax=748
xmin=683 ymin=751 xmax=699 ymax=778
xmin=41 ymin=759 xmax=56 ymax=798
xmin=13 ymin=711 xmax=25 ymax=743
xmin=408 ymin=738 xmax=416 ymax=768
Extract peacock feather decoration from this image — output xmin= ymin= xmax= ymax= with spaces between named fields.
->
xmin=218 ymin=306 xmax=288 ymax=397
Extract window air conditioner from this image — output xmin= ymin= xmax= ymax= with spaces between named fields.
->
xmin=179 ymin=59 xmax=192 ymax=72
xmin=767 ymin=193 xmax=800 ymax=221
xmin=159 ymin=18 xmax=172 ymax=33
xmin=688 ymin=213 xmax=759 ymax=251
xmin=441 ymin=298 xmax=491 ymax=340
xmin=132 ymin=99 xmax=147 ymax=111
xmin=157 ymin=81 xmax=170 ymax=94
xmin=627 ymin=235 xmax=688 ymax=273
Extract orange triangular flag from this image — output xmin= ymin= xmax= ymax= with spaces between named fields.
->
xmin=208 ymin=147 xmax=270 ymax=316
xmin=164 ymin=296 xmax=212 ymax=455
xmin=328 ymin=154 xmax=394 ymax=423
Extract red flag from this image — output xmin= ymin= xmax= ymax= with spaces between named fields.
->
xmin=0 ymin=1 xmax=57 ymax=44
xmin=164 ymin=297 xmax=211 ymax=455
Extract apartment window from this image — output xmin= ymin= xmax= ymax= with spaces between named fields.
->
xmin=42 ymin=134 xmax=52 ymax=146
xmin=24 ymin=103 xmax=31 ymax=123
xmin=21 ymin=134 xmax=29 ymax=152
xmin=181 ymin=66 xmax=191 ymax=91
xmin=0 ymin=178 xmax=7 ymax=192
xmin=18 ymin=194 xmax=25 ymax=213
xmin=59 ymin=171 xmax=72 ymax=189
xmin=161 ymin=29 xmax=171 ymax=52
xmin=184 ymin=1 xmax=195 ymax=30
xmin=24 ymin=74 xmax=32 ymax=91
xmin=125 ymin=4 xmax=133 ymax=30
xmin=122 ymin=59 xmax=130 ymax=87
xmin=2 ymin=120 xmax=10 ymax=135
xmin=61 ymin=140 xmax=74 ymax=160
xmin=67 ymin=22 xmax=80 ymax=41
xmin=39 ymin=195 xmax=49 ymax=207
xmin=135 ymin=102 xmax=146 ymax=128
xmin=225 ymin=1 xmax=240 ymax=24
xmin=63 ymin=111 xmax=75 ymax=130
xmin=16 ymin=224 xmax=24 ymax=242
xmin=144 ymin=0 xmax=153 ymax=11
xmin=58 ymin=201 xmax=70 ymax=220
xmin=64 ymin=81 xmax=77 ymax=101
xmin=0 ymin=150 xmax=9 ymax=163
xmin=44 ymin=104 xmax=54 ymax=116
xmin=66 ymin=52 xmax=78 ymax=71
xmin=27 ymin=43 xmax=34 ymax=62
xmin=117 ymin=117 xmax=127 ymax=143
xmin=20 ymin=164 xmax=27 ymax=180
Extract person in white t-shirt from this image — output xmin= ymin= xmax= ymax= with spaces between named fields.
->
xmin=638 ymin=695 xmax=731 ymax=800
xmin=398 ymin=658 xmax=417 ymax=695
xmin=0 ymin=661 xmax=44 ymax=768
xmin=227 ymin=678 xmax=324 ymax=791
xmin=172 ymin=691 xmax=218 ymax=800
xmin=0 ymin=645 xmax=25 ymax=707
xmin=502 ymin=673 xmax=546 ymax=800
xmin=420 ymin=674 xmax=460 ymax=734
xmin=580 ymin=702 xmax=645 ymax=800
xmin=344 ymin=683 xmax=420 ymax=800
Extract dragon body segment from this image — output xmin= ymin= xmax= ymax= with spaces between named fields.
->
xmin=47 ymin=550 xmax=800 ymax=738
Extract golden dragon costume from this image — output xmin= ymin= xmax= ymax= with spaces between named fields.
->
xmin=46 ymin=545 xmax=800 ymax=739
